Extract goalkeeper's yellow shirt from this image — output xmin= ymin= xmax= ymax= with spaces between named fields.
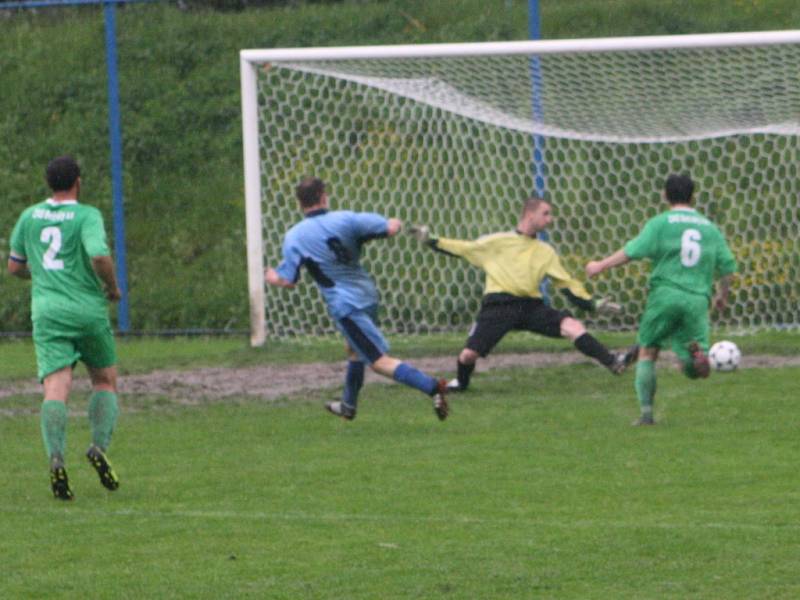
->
xmin=435 ymin=231 xmax=591 ymax=301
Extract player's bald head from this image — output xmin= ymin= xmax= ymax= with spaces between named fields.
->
xmin=521 ymin=196 xmax=549 ymax=219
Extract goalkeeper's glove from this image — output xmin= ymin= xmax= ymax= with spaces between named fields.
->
xmin=408 ymin=224 xmax=431 ymax=243
xmin=594 ymin=296 xmax=622 ymax=314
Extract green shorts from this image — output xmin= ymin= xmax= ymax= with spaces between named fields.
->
xmin=637 ymin=286 xmax=710 ymax=365
xmin=33 ymin=316 xmax=117 ymax=382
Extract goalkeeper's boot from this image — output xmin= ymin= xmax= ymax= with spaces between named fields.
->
xmin=432 ymin=379 xmax=449 ymax=421
xmin=86 ymin=445 xmax=120 ymax=491
xmin=445 ymin=378 xmax=464 ymax=393
xmin=50 ymin=466 xmax=75 ymax=501
xmin=631 ymin=414 xmax=656 ymax=426
xmin=325 ymin=401 xmax=356 ymax=421
xmin=688 ymin=342 xmax=711 ymax=379
xmin=609 ymin=344 xmax=640 ymax=375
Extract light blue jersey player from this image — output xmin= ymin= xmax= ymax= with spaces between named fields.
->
xmin=266 ymin=177 xmax=448 ymax=421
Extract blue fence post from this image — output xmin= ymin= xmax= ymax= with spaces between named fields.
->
xmin=529 ymin=0 xmax=550 ymax=303
xmin=103 ymin=0 xmax=130 ymax=332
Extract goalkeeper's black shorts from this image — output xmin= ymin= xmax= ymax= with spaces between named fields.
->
xmin=465 ymin=293 xmax=572 ymax=357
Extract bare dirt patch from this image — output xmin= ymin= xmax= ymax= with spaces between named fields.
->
xmin=2 ymin=352 xmax=798 ymax=404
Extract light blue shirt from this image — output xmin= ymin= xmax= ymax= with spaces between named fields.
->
xmin=276 ymin=209 xmax=389 ymax=319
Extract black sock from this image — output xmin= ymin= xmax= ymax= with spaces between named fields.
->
xmin=457 ymin=360 xmax=475 ymax=390
xmin=574 ymin=333 xmax=614 ymax=367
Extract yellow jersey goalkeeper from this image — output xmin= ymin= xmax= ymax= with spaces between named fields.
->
xmin=412 ymin=196 xmax=638 ymax=392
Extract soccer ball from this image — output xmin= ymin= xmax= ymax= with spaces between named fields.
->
xmin=709 ymin=340 xmax=741 ymax=372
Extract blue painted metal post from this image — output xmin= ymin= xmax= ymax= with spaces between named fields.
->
xmin=104 ymin=1 xmax=130 ymax=331
xmin=529 ymin=0 xmax=550 ymax=302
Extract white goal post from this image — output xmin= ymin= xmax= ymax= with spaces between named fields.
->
xmin=241 ymin=30 xmax=800 ymax=347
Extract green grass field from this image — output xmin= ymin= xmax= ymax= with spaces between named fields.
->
xmin=2 ymin=336 xmax=800 ymax=598
xmin=1 ymin=329 xmax=796 ymax=380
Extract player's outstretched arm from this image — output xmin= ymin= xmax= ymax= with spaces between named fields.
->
xmin=265 ymin=267 xmax=296 ymax=289
xmin=586 ymin=249 xmax=629 ymax=278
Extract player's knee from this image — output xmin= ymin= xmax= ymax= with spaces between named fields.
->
xmin=560 ymin=317 xmax=586 ymax=340
xmin=370 ymin=354 xmax=401 ymax=377
xmin=89 ymin=366 xmax=117 ymax=391
xmin=640 ymin=347 xmax=658 ymax=361
xmin=459 ymin=348 xmax=479 ymax=365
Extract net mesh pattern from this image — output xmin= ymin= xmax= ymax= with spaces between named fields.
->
xmin=254 ymin=45 xmax=800 ymax=337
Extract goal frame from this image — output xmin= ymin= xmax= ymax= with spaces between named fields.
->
xmin=240 ymin=29 xmax=800 ymax=347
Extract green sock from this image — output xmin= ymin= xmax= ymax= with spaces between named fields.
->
xmin=41 ymin=400 xmax=68 ymax=462
xmin=88 ymin=391 xmax=119 ymax=451
xmin=634 ymin=360 xmax=656 ymax=417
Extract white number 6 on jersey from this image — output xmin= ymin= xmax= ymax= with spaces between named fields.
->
xmin=680 ymin=228 xmax=702 ymax=267
xmin=41 ymin=226 xmax=65 ymax=270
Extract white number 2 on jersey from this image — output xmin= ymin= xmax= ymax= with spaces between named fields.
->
xmin=41 ymin=226 xmax=65 ymax=270
xmin=680 ymin=228 xmax=702 ymax=267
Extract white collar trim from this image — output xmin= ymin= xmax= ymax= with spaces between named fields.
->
xmin=46 ymin=198 xmax=78 ymax=206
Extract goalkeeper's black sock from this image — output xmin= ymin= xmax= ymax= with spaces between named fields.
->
xmin=457 ymin=360 xmax=475 ymax=390
xmin=574 ymin=333 xmax=614 ymax=367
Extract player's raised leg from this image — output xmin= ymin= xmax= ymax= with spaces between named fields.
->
xmin=560 ymin=317 xmax=638 ymax=375
xmin=333 ymin=308 xmax=448 ymax=420
xmin=671 ymin=306 xmax=712 ymax=380
xmin=41 ymin=366 xmax=74 ymax=500
xmin=372 ymin=355 xmax=448 ymax=421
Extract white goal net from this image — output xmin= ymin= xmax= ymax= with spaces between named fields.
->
xmin=241 ymin=31 xmax=800 ymax=346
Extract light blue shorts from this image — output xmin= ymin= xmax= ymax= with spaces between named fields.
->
xmin=335 ymin=305 xmax=389 ymax=364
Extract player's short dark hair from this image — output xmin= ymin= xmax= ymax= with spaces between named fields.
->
xmin=296 ymin=177 xmax=326 ymax=209
xmin=45 ymin=155 xmax=81 ymax=192
xmin=664 ymin=174 xmax=694 ymax=205
xmin=521 ymin=196 xmax=549 ymax=219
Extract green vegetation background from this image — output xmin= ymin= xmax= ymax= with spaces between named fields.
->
xmin=1 ymin=0 xmax=799 ymax=332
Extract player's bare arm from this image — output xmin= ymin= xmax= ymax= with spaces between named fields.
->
xmin=91 ymin=255 xmax=122 ymax=302
xmin=586 ymin=249 xmax=630 ymax=278
xmin=7 ymin=252 xmax=31 ymax=279
xmin=265 ymin=267 xmax=296 ymax=289
xmin=712 ymin=273 xmax=734 ymax=312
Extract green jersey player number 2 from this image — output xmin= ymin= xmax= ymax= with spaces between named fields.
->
xmin=8 ymin=155 xmax=123 ymax=501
